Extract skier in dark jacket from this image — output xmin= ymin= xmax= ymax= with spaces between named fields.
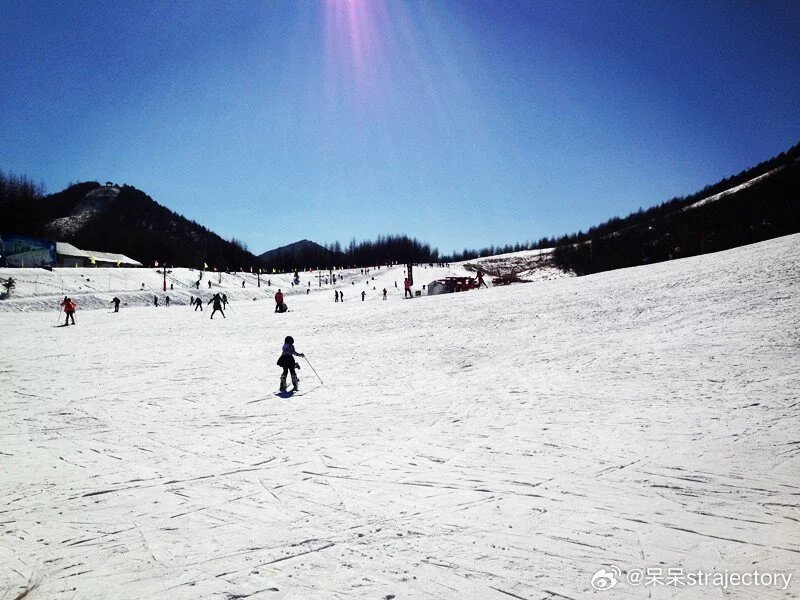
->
xmin=277 ymin=335 xmax=304 ymax=392
xmin=208 ymin=293 xmax=225 ymax=319
xmin=111 ymin=297 xmax=121 ymax=312
xmin=194 ymin=296 xmax=203 ymax=311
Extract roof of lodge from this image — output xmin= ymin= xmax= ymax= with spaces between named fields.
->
xmin=56 ymin=242 xmax=143 ymax=266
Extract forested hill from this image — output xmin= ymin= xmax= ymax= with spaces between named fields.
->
xmin=0 ymin=180 xmax=261 ymax=269
xmin=552 ymin=141 xmax=800 ymax=275
xmin=259 ymin=235 xmax=440 ymax=272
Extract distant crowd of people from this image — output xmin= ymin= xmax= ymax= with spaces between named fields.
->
xmin=53 ymin=263 xmax=490 ymax=327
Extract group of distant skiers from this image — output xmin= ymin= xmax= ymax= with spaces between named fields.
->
xmin=53 ymin=265 xmax=491 ymax=391
xmin=186 ymin=293 xmax=228 ymax=318
xmin=59 ymin=267 xmax=490 ymax=325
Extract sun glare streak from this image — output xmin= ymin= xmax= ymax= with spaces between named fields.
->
xmin=324 ymin=0 xmax=386 ymax=99
xmin=320 ymin=0 xmax=494 ymax=201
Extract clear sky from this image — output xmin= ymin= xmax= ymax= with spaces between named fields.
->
xmin=2 ymin=0 xmax=799 ymax=255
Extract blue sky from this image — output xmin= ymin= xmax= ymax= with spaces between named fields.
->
xmin=1 ymin=0 xmax=798 ymax=255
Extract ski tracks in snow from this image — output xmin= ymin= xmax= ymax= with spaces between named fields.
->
xmin=1 ymin=235 xmax=799 ymax=598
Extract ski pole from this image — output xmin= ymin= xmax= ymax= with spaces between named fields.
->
xmin=304 ymin=356 xmax=324 ymax=385
xmin=56 ymin=306 xmax=63 ymax=326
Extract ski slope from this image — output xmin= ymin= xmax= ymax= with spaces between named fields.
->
xmin=1 ymin=235 xmax=799 ymax=599
xmin=0 ymin=262 xmax=484 ymax=313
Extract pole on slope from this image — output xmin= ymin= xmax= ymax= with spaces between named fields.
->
xmin=163 ymin=264 xmax=167 ymax=292
xmin=56 ymin=306 xmax=63 ymax=326
xmin=304 ymin=356 xmax=324 ymax=385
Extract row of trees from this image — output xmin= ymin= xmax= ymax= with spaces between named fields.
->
xmin=303 ymin=139 xmax=799 ymax=270
xmin=0 ymin=170 xmax=46 ymax=206
xmin=330 ymin=235 xmax=438 ymax=267
xmin=442 ymin=238 xmax=559 ymax=263
xmin=263 ymin=235 xmax=441 ymax=273
xmin=552 ymin=141 xmax=800 ymax=274
xmin=3 ymin=138 xmax=798 ymax=275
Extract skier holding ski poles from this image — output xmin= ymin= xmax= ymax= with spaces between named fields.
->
xmin=60 ymin=296 xmax=77 ymax=325
xmin=277 ymin=335 xmax=304 ymax=392
xmin=207 ymin=293 xmax=225 ymax=319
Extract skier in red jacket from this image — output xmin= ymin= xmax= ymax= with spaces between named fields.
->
xmin=274 ymin=289 xmax=284 ymax=313
xmin=60 ymin=296 xmax=77 ymax=325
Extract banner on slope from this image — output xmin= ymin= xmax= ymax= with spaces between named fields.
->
xmin=0 ymin=233 xmax=57 ymax=268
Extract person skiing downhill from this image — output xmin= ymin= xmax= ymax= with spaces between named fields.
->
xmin=208 ymin=293 xmax=225 ymax=319
xmin=111 ymin=297 xmax=121 ymax=312
xmin=60 ymin=296 xmax=77 ymax=325
xmin=277 ymin=336 xmax=304 ymax=392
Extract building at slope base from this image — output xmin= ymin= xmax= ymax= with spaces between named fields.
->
xmin=0 ymin=233 xmax=142 ymax=268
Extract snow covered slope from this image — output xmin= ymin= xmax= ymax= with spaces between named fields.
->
xmin=1 ymin=234 xmax=798 ymax=599
xmin=464 ymin=247 xmax=569 ymax=281
xmin=0 ymin=261 xmax=481 ymax=312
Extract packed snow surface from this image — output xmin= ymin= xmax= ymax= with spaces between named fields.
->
xmin=1 ymin=236 xmax=799 ymax=599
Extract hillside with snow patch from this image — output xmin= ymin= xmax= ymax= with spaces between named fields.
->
xmin=464 ymin=247 xmax=570 ymax=282
xmin=42 ymin=186 xmax=121 ymax=238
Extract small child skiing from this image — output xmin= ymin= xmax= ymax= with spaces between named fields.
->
xmin=277 ymin=335 xmax=304 ymax=392
xmin=60 ymin=296 xmax=77 ymax=325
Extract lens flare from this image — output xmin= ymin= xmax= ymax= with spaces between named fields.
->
xmin=324 ymin=0 xmax=387 ymax=99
